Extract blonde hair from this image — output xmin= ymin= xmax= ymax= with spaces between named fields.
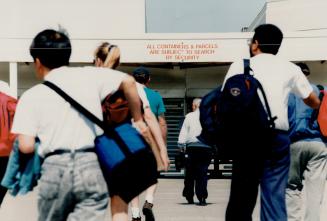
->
xmin=94 ymin=42 xmax=120 ymax=69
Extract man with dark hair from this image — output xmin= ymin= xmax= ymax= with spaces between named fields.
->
xmin=130 ymin=67 xmax=167 ymax=221
xmin=11 ymin=29 xmax=147 ymax=221
xmin=286 ymin=63 xmax=327 ymax=221
xmin=250 ymin=23 xmax=283 ymax=56
xmin=223 ymin=24 xmax=320 ymax=221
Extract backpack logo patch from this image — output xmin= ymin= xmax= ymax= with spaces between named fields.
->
xmin=230 ymin=88 xmax=241 ymax=96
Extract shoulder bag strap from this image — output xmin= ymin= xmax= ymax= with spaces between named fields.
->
xmin=43 ymin=81 xmax=105 ymax=130
xmin=43 ymin=81 xmax=135 ymax=156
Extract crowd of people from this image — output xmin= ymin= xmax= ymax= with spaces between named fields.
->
xmin=0 ymin=23 xmax=326 ymax=221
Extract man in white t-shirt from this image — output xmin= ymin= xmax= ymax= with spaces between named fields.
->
xmin=11 ymin=29 xmax=147 ymax=221
xmin=223 ymin=24 xmax=320 ymax=221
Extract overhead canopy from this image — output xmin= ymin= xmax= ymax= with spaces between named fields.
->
xmin=1 ymin=0 xmax=326 ymax=64
xmin=0 ymin=30 xmax=327 ymax=63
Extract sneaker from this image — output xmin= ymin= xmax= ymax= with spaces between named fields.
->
xmin=132 ymin=217 xmax=141 ymax=221
xmin=142 ymin=201 xmax=155 ymax=221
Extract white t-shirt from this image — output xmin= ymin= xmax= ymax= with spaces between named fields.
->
xmin=223 ymin=53 xmax=313 ymax=131
xmin=178 ymin=109 xmax=202 ymax=144
xmin=11 ymin=66 xmax=128 ymax=157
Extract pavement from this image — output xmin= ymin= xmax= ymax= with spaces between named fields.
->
xmin=1 ymin=178 xmax=327 ymax=221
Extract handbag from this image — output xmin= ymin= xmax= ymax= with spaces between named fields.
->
xmin=102 ymin=89 xmax=165 ymax=171
xmin=43 ymin=81 xmax=158 ymax=203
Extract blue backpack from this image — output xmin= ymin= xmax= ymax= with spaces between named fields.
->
xmin=198 ymin=59 xmax=277 ymax=158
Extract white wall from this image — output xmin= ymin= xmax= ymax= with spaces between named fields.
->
xmin=0 ymin=0 xmax=145 ymax=39
xmin=266 ymin=0 xmax=327 ymax=31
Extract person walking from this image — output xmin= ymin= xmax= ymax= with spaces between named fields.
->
xmin=130 ymin=67 xmax=168 ymax=221
xmin=178 ymin=98 xmax=213 ymax=206
xmin=11 ymin=29 xmax=147 ymax=221
xmin=223 ymin=24 xmax=320 ymax=221
xmin=0 ymin=81 xmax=17 ymax=207
xmin=94 ymin=43 xmax=169 ymax=221
xmin=93 ymin=42 xmax=169 ymax=171
xmin=286 ymin=62 xmax=327 ymax=221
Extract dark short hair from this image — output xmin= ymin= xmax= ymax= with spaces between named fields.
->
xmin=30 ymin=29 xmax=71 ymax=69
xmin=252 ymin=24 xmax=283 ymax=55
xmin=132 ymin=66 xmax=150 ymax=84
xmin=296 ymin=62 xmax=310 ymax=76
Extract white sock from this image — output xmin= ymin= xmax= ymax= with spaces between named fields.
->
xmin=145 ymin=195 xmax=154 ymax=204
xmin=131 ymin=207 xmax=141 ymax=218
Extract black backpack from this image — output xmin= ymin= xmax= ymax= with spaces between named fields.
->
xmin=198 ymin=59 xmax=277 ymax=158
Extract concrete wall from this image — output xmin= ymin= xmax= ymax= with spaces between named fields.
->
xmin=266 ymin=0 xmax=327 ymax=31
xmin=0 ymin=0 xmax=145 ymax=39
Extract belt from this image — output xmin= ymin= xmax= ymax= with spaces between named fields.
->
xmin=274 ymin=129 xmax=289 ymax=135
xmin=44 ymin=148 xmax=94 ymax=159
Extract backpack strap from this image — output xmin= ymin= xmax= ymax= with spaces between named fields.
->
xmin=256 ymin=79 xmax=277 ymax=128
xmin=243 ymin=59 xmax=252 ymax=75
xmin=244 ymin=59 xmax=277 ymax=128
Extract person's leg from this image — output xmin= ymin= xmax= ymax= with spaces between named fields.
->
xmin=66 ymin=152 xmax=109 ymax=221
xmin=111 ymin=195 xmax=129 ymax=221
xmin=286 ymin=188 xmax=303 ymax=221
xmin=303 ymin=142 xmax=327 ymax=221
xmin=286 ymin=141 xmax=306 ymax=221
xmin=194 ymin=149 xmax=211 ymax=204
xmin=225 ymin=157 xmax=262 ymax=221
xmin=37 ymin=155 xmax=75 ymax=221
xmin=142 ymin=183 xmax=157 ymax=221
xmin=144 ymin=183 xmax=157 ymax=204
xmin=260 ymin=132 xmax=290 ymax=221
xmin=182 ymin=150 xmax=195 ymax=203
xmin=0 ymin=157 xmax=9 ymax=206
xmin=131 ymin=196 xmax=141 ymax=220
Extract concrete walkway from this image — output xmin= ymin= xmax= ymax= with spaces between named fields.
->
xmin=1 ymin=179 xmax=327 ymax=221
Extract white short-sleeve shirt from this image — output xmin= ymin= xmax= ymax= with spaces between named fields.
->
xmin=11 ymin=66 xmax=129 ymax=157
xmin=178 ymin=109 xmax=202 ymax=144
xmin=223 ymin=53 xmax=313 ymax=131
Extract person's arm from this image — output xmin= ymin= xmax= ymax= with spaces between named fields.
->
xmin=303 ymin=91 xmax=320 ymax=109
xmin=178 ymin=115 xmax=189 ymax=152
xmin=119 ymin=76 xmax=147 ymax=132
xmin=143 ymin=108 xmax=170 ymax=171
xmin=11 ymin=92 xmax=38 ymax=154
xmin=157 ymin=95 xmax=167 ymax=142
xmin=292 ymin=67 xmax=320 ymax=110
xmin=158 ymin=114 xmax=167 ymax=143
xmin=18 ymin=134 xmax=35 ymax=154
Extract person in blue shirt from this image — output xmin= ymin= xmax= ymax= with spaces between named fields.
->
xmin=131 ymin=67 xmax=167 ymax=221
xmin=133 ymin=67 xmax=167 ymax=142
xmin=286 ymin=62 xmax=327 ymax=221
